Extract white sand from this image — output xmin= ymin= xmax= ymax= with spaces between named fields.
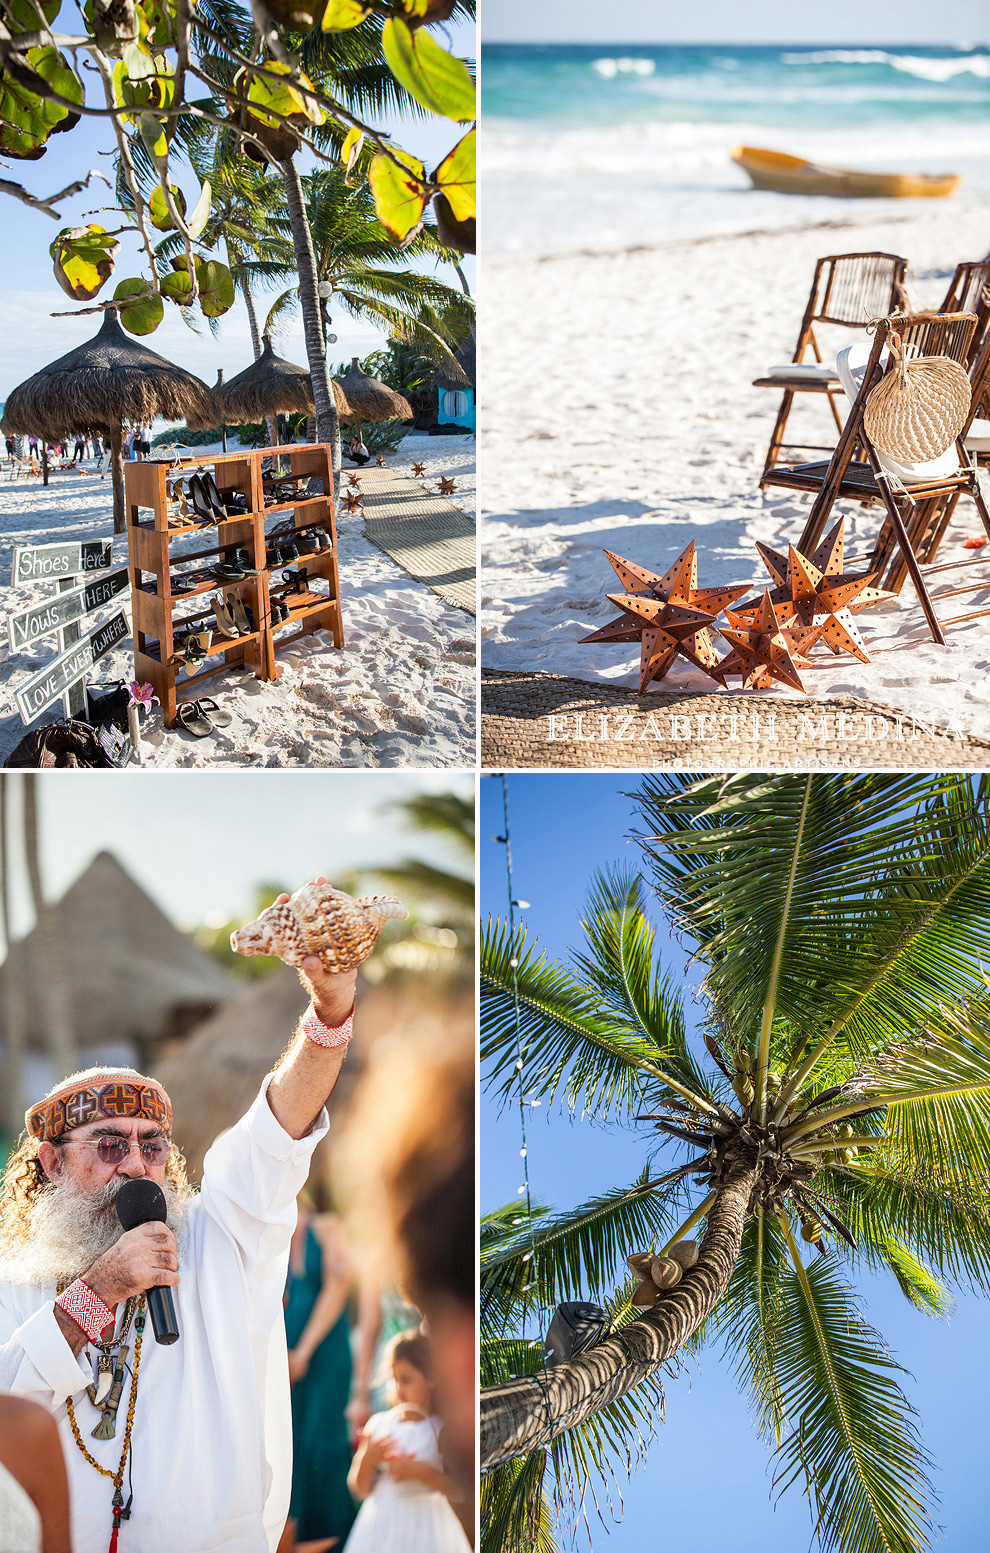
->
xmin=0 ymin=432 xmax=475 ymax=767
xmin=480 ymin=203 xmax=990 ymax=738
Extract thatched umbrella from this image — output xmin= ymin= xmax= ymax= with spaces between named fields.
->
xmin=337 ymin=356 xmax=413 ymax=441
xmin=220 ymin=334 xmax=351 ymax=445
xmin=1 ymin=310 xmax=221 ymax=533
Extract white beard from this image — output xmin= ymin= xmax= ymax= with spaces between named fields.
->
xmin=2 ymin=1175 xmax=190 ymax=1289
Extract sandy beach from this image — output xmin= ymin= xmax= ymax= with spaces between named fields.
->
xmin=480 ymin=202 xmax=990 ymax=738
xmin=0 ymin=432 xmax=476 ymax=768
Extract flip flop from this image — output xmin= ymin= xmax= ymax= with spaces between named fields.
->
xmin=194 ymin=697 xmax=233 ymax=729
xmin=175 ymin=702 xmax=213 ymax=738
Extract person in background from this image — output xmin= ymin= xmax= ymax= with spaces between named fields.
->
xmin=4 ymin=437 xmax=14 ymax=460
xmin=344 ymin=1329 xmax=468 ymax=1553
xmin=346 ymin=435 xmax=370 ymax=467
xmin=72 ymin=436 xmax=86 ymax=463
xmin=283 ymin=1198 xmax=356 ymax=1546
xmin=0 ymin=1392 xmax=71 ymax=1552
xmin=98 ymin=438 xmax=111 ymax=478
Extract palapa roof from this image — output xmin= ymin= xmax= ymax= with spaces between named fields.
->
xmin=1 ymin=310 xmax=221 ymax=441
xmin=0 ymin=852 xmax=237 ymax=1062
xmin=219 ymin=335 xmax=351 ymax=423
xmin=338 ymin=357 xmax=413 ymax=423
xmin=436 ymin=330 xmax=475 ymax=391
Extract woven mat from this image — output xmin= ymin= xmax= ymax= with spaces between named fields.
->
xmin=356 ymin=466 xmax=475 ymax=615
xmin=482 ymin=670 xmax=990 ymax=770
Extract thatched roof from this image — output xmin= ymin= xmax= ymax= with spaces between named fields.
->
xmin=436 ymin=330 xmax=475 ymax=391
xmin=154 ymin=964 xmax=473 ymax=1186
xmin=0 ymin=852 xmax=237 ymax=1074
xmin=338 ymin=357 xmax=413 ymax=423
xmin=1 ymin=310 xmax=221 ymax=441
xmin=219 ymin=335 xmax=351 ymax=423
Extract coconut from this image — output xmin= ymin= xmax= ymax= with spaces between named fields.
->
xmin=631 ymin=1279 xmax=659 ymax=1308
xmin=650 ymin=1255 xmax=682 ymax=1290
xmin=732 ymin=1073 xmax=755 ymax=1107
xmin=625 ymin=1251 xmax=654 ymax=1277
xmin=666 ymin=1239 xmax=699 ymax=1272
xmin=800 ymin=1218 xmax=824 ymax=1243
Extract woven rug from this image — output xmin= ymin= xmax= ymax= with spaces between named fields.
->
xmin=356 ymin=467 xmax=475 ymax=615
xmin=482 ymin=670 xmax=990 ymax=770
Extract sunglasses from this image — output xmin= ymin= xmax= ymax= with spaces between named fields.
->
xmin=63 ymin=1136 xmax=171 ymax=1167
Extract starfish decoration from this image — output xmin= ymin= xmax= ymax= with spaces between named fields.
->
xmin=717 ymin=592 xmax=823 ymax=693
xmin=347 ymin=472 xmax=362 ymax=488
xmin=341 ymin=492 xmax=364 ymax=513
xmin=580 ymin=543 xmax=751 ymax=691
xmin=411 ymin=462 xmax=427 ymax=477
xmin=734 ymin=519 xmax=895 ymax=664
xmin=438 ymin=476 xmax=457 ymax=495
xmin=376 ymin=455 xmax=387 ymax=467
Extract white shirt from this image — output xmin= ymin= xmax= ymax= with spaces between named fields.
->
xmin=0 ymin=1459 xmax=40 ymax=1552
xmin=0 ymin=1079 xmax=328 ymax=1553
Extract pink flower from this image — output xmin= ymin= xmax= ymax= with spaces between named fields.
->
xmin=127 ymin=681 xmax=159 ymax=710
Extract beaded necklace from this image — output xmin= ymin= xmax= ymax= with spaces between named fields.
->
xmin=62 ymin=1294 xmax=146 ymax=1553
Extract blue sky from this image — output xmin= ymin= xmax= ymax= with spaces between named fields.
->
xmin=0 ymin=11 xmax=475 ymax=401
xmin=481 ymin=773 xmax=990 ymax=1553
xmin=1 ymin=769 xmax=472 ymax=940
xmin=481 ymin=0 xmax=989 ymax=45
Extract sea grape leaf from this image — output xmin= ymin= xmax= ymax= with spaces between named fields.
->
xmin=381 ymin=17 xmax=475 ymax=121
xmin=186 ymin=179 xmax=211 ymax=239
xmin=3 ymin=0 xmax=62 ymax=33
xmin=340 ymin=124 xmax=364 ymax=181
xmin=113 ymin=277 xmax=164 ymax=335
xmin=160 ymin=268 xmax=194 ymax=303
xmin=50 ymin=224 xmax=120 ymax=300
xmin=368 ymin=145 xmax=427 ymax=241
xmin=138 ymin=112 xmax=168 ymax=164
xmin=320 ymin=0 xmax=371 ymax=31
xmin=84 ymin=0 xmax=141 ymax=56
xmin=398 ymin=0 xmax=458 ymax=23
xmin=0 ymin=48 xmax=83 ymax=160
xmin=246 ymin=62 xmax=325 ymax=128
xmin=433 ymin=125 xmax=474 ymax=221
xmin=148 ymin=181 xmax=187 ymax=230
xmin=194 ymin=258 xmax=234 ymax=318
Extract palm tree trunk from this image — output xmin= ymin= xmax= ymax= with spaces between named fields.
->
xmin=22 ymin=775 xmax=76 ymax=1082
xmin=480 ymin=1160 xmax=757 ymax=1467
xmin=241 ymin=275 xmax=263 ymax=361
xmin=0 ymin=778 xmax=27 ymax=1135
xmin=110 ymin=424 xmax=125 ymax=534
xmin=278 ymin=156 xmax=341 ymax=491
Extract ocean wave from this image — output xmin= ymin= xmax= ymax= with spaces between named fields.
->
xmin=780 ymin=49 xmax=990 ymax=82
xmin=592 ymin=56 xmax=655 ymax=79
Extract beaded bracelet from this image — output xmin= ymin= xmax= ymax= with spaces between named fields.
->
xmin=301 ymin=1000 xmax=354 ymax=1049
xmin=55 ymin=1279 xmax=115 ymax=1342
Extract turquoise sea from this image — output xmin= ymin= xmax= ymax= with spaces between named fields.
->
xmin=481 ymin=43 xmax=990 ymax=252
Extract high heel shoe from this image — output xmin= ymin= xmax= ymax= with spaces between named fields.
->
xmin=230 ymin=596 xmax=254 ymax=634
xmin=188 ymin=474 xmax=217 ymax=525
xmin=203 ymin=471 xmax=248 ymax=518
xmin=211 ymin=595 xmax=240 ymax=638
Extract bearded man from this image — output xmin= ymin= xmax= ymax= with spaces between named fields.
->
xmin=0 ymin=908 xmax=358 ymax=1553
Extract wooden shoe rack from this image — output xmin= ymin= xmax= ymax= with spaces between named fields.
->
xmin=125 ymin=442 xmax=343 ymax=729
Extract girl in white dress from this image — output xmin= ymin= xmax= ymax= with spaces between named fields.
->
xmin=344 ymin=1330 xmax=469 ymax=1553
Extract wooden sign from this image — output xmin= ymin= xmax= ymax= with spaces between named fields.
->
xmin=7 ymin=569 xmax=129 ymax=653
xmin=11 ymin=539 xmax=113 ymax=587
xmin=15 ymin=610 xmax=129 ymax=725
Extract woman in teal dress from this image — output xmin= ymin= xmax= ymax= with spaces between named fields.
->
xmin=285 ymin=1208 xmax=358 ymax=1544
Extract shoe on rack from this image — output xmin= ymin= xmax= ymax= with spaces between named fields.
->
xmin=211 ymin=595 xmax=240 ymax=638
xmin=213 ymin=559 xmax=247 ymax=582
xmin=188 ymin=474 xmax=217 ymax=524
xmin=202 ymin=471 xmax=248 ymax=518
xmin=231 ymin=596 xmax=254 ymax=634
xmin=234 ymin=548 xmax=260 ymax=576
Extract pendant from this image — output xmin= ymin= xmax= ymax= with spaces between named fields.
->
xmin=91 ymin=1345 xmax=128 ymax=1442
xmin=87 ymin=1353 xmax=113 ymax=1409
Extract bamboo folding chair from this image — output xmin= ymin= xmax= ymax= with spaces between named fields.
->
xmin=753 ymin=252 xmax=909 ymax=487
xmin=943 ymin=262 xmax=990 ymax=468
xmin=762 ymin=311 xmax=990 ymax=645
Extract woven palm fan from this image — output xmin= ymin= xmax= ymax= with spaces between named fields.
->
xmin=864 ymin=330 xmax=971 ymax=462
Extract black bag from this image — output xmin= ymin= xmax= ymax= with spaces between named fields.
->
xmin=5 ymin=719 xmax=115 ymax=768
xmin=86 ymin=680 xmax=131 ymax=732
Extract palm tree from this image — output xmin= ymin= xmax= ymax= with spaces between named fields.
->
xmin=258 ymin=168 xmax=474 ymax=368
xmin=481 ymin=773 xmax=990 ymax=1553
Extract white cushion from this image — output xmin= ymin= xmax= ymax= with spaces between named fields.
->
xmin=835 ymin=342 xmax=961 ymax=482
xmin=766 ymin=363 xmax=839 ymax=382
xmin=964 ymin=416 xmax=990 ymax=453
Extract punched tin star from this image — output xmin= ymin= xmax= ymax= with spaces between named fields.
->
xmin=717 ymin=591 xmax=823 ymax=694
xmin=580 ymin=542 xmax=751 ymax=692
xmin=733 ymin=518 xmax=895 ymax=664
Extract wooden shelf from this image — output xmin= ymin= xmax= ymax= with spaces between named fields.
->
xmin=126 ymin=442 xmax=343 ymax=726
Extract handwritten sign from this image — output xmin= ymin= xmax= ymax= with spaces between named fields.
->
xmin=7 ymin=569 xmax=128 ymax=653
xmin=15 ymin=611 xmax=129 ymax=724
xmin=12 ymin=539 xmax=113 ymax=587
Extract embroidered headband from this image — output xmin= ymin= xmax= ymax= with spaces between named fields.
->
xmin=26 ymin=1067 xmax=173 ymax=1144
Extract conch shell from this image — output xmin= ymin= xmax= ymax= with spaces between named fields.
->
xmin=230 ymin=883 xmax=408 ymax=973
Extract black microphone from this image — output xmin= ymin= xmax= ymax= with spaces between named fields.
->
xmin=115 ymin=1178 xmax=180 ymax=1346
